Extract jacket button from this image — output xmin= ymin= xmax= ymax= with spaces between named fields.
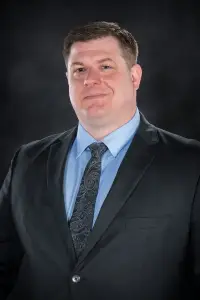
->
xmin=72 ymin=275 xmax=81 ymax=283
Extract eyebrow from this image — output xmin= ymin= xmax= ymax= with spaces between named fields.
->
xmin=70 ymin=58 xmax=114 ymax=68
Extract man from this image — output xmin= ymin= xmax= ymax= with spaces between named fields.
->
xmin=0 ymin=21 xmax=200 ymax=300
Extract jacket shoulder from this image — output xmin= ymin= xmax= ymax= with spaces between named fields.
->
xmin=155 ymin=126 xmax=200 ymax=163
xmin=18 ymin=127 xmax=76 ymax=159
xmin=157 ymin=127 xmax=200 ymax=149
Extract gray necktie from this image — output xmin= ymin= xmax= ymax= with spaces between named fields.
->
xmin=69 ymin=142 xmax=108 ymax=258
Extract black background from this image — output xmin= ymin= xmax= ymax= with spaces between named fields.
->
xmin=1 ymin=0 xmax=200 ymax=185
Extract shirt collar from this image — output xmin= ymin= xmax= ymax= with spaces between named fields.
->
xmin=76 ymin=107 xmax=140 ymax=158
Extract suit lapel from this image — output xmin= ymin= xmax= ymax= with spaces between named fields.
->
xmin=46 ymin=127 xmax=78 ymax=266
xmin=75 ymin=113 xmax=160 ymax=266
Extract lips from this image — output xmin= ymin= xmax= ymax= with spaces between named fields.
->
xmin=84 ymin=93 xmax=107 ymax=99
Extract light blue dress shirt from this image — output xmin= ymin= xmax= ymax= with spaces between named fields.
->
xmin=63 ymin=107 xmax=140 ymax=228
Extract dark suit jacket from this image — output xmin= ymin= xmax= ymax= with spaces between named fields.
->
xmin=0 ymin=113 xmax=200 ymax=300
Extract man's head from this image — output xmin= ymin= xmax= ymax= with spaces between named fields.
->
xmin=63 ymin=21 xmax=142 ymax=134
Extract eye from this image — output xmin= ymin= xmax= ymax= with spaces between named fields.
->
xmin=74 ymin=67 xmax=86 ymax=73
xmin=101 ymin=65 xmax=113 ymax=70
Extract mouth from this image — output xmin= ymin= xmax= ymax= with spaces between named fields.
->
xmin=84 ymin=93 xmax=108 ymax=100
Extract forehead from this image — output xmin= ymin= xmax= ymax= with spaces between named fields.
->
xmin=68 ymin=36 xmax=122 ymax=62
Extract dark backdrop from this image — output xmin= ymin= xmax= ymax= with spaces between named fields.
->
xmin=1 ymin=0 xmax=200 ymax=185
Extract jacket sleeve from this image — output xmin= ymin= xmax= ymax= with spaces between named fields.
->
xmin=187 ymin=172 xmax=200 ymax=299
xmin=0 ymin=149 xmax=25 ymax=299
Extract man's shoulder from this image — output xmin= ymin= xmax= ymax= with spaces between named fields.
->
xmin=155 ymin=125 xmax=200 ymax=158
xmin=18 ymin=127 xmax=76 ymax=158
xmin=157 ymin=126 xmax=200 ymax=147
xmin=140 ymin=112 xmax=200 ymax=153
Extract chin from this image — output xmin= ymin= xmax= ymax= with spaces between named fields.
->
xmin=87 ymin=110 xmax=105 ymax=118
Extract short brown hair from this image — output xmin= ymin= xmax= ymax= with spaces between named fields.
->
xmin=63 ymin=21 xmax=139 ymax=69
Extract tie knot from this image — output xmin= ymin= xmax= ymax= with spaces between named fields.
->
xmin=89 ymin=142 xmax=108 ymax=159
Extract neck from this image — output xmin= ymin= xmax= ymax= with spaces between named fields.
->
xmin=81 ymin=108 xmax=137 ymax=141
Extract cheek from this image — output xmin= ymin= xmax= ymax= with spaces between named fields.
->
xmin=109 ymin=72 xmax=129 ymax=87
xmin=103 ymin=75 xmax=121 ymax=94
xmin=120 ymin=76 xmax=134 ymax=93
xmin=112 ymin=78 xmax=134 ymax=105
xmin=113 ymin=77 xmax=131 ymax=96
xmin=69 ymin=82 xmax=81 ymax=101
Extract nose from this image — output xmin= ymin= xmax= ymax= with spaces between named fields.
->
xmin=84 ymin=69 xmax=101 ymax=86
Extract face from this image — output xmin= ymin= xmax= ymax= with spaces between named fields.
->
xmin=66 ymin=36 xmax=142 ymax=128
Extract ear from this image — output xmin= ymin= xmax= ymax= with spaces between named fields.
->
xmin=131 ymin=64 xmax=142 ymax=90
xmin=65 ymin=72 xmax=68 ymax=79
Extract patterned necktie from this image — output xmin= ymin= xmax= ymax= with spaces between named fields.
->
xmin=69 ymin=142 xmax=108 ymax=258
